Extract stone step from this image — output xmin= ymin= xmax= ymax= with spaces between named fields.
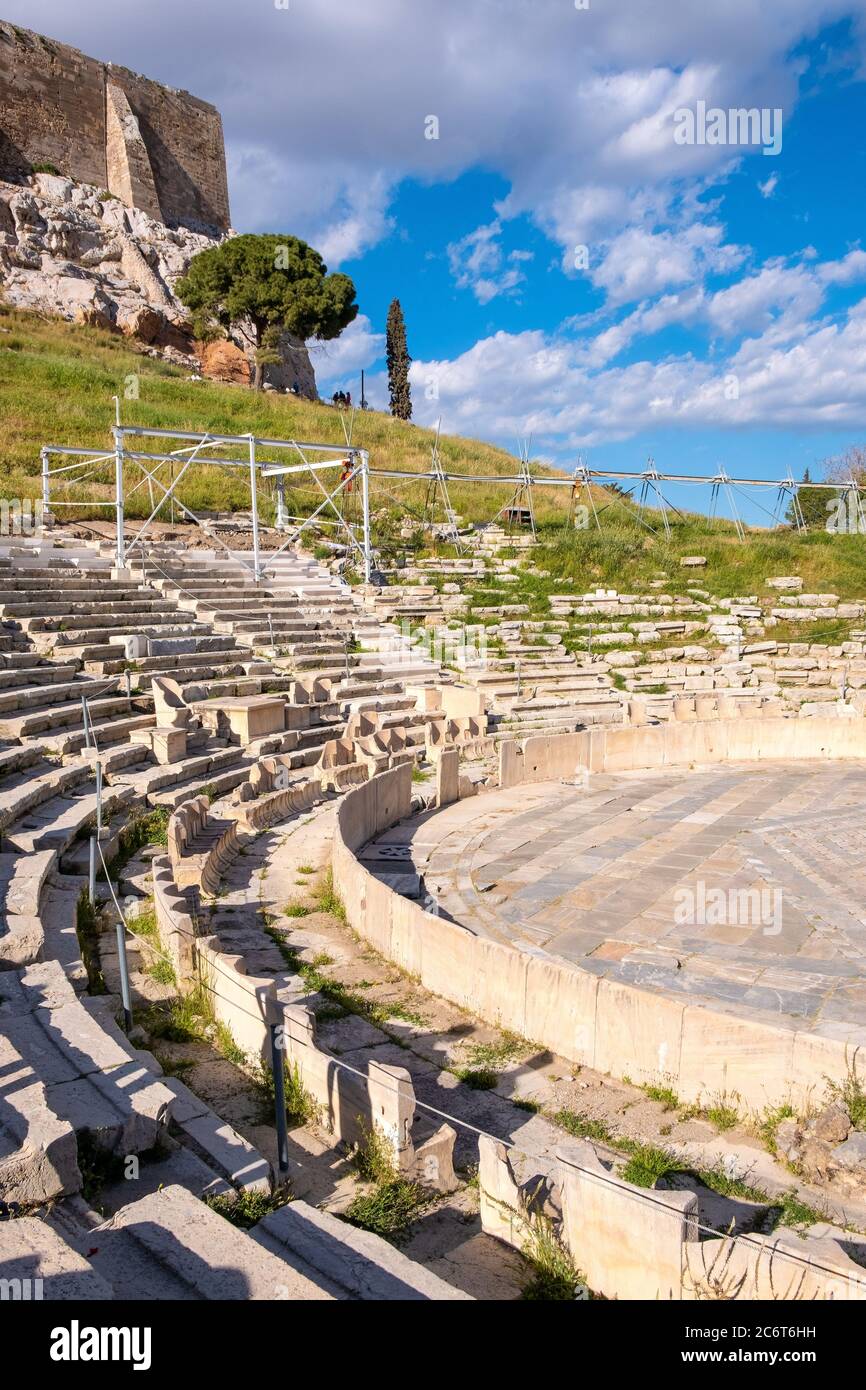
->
xmin=251 ymin=1200 xmax=471 ymax=1301
xmin=28 ymin=610 xmax=195 ymax=635
xmin=3 ymin=782 xmax=135 ymax=856
xmin=83 ymin=1184 xmax=338 ymax=1299
xmin=0 ymin=759 xmax=92 ymax=833
xmin=148 ymin=763 xmax=253 ymax=808
xmin=0 ymin=1218 xmax=111 ymax=1298
xmin=0 ymin=693 xmax=147 ymax=740
xmin=86 ymin=650 xmax=248 ymax=677
xmin=161 ymin=1078 xmax=271 ymax=1194
xmin=0 ymin=958 xmax=173 ymax=1157
xmin=0 ymin=663 xmax=79 ymax=690
xmin=52 ymin=712 xmax=157 ymax=758
xmin=0 ymin=678 xmax=123 ymax=717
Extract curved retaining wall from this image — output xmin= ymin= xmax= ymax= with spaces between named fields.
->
xmin=333 ymin=721 xmax=866 ymax=1111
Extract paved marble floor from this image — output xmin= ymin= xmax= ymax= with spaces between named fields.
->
xmin=362 ymin=760 xmax=866 ymax=1036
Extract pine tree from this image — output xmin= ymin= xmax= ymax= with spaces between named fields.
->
xmin=386 ymin=298 xmax=412 ymax=419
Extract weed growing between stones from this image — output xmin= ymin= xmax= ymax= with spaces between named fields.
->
xmin=315 ymin=868 xmax=347 ymax=923
xmin=205 ymin=1189 xmax=292 ymax=1230
xmin=453 ymin=1066 xmax=499 ymax=1090
xmin=75 ymin=892 xmax=107 ymax=995
xmin=828 ymin=1068 xmax=866 ymax=1131
xmin=343 ymin=1122 xmax=430 ymax=1241
xmin=553 ymin=1109 xmax=616 ymax=1145
xmin=103 ymin=807 xmax=170 ymax=878
xmin=642 ymin=1082 xmax=680 ymax=1111
xmin=521 ymin=1210 xmax=588 ymax=1301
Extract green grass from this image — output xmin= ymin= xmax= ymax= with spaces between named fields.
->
xmin=619 ymin=1141 xmax=679 ymax=1188
xmin=343 ymin=1180 xmax=428 ymax=1241
xmin=0 ymin=305 xmax=575 ymax=530
xmin=214 ymin=1021 xmax=247 ymax=1066
xmin=758 ymin=1103 xmax=798 ymax=1155
xmin=343 ymin=1123 xmax=430 ymax=1241
xmin=138 ymin=981 xmax=213 ymax=1043
xmin=453 ymin=1066 xmax=499 ymax=1090
xmin=315 ymin=868 xmax=347 ymax=923
xmin=704 ymin=1101 xmax=740 ymax=1132
xmin=552 ymin=1109 xmax=616 ymax=1145
xmin=462 ymin=1032 xmax=528 ymax=1069
xmin=771 ymin=1190 xmax=825 ymax=1232
xmin=258 ymin=1059 xmax=318 ymax=1125
xmin=296 ymin=864 xmax=315 ymax=875
xmin=75 ymin=892 xmax=107 ymax=995
xmin=828 ymin=1068 xmax=866 ymax=1131
xmin=102 ymin=807 xmax=170 ymax=879
xmin=205 ymin=1189 xmax=292 ymax=1230
xmin=283 ymin=901 xmax=310 ymax=918
xmin=642 ymin=1083 xmax=680 ymax=1111
xmin=521 ymin=1211 xmax=588 ymax=1301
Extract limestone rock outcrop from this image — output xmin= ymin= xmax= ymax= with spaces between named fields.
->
xmin=0 ymin=171 xmax=319 ymax=396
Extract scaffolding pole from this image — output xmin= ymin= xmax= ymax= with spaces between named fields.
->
xmin=361 ymin=450 xmax=372 ymax=583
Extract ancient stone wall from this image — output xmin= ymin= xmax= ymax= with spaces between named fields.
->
xmin=0 ymin=22 xmax=230 ymax=231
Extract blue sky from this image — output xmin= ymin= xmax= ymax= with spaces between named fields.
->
xmin=8 ymin=1 xmax=866 ymax=521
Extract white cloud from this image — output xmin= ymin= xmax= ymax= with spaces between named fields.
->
xmin=307 ymin=314 xmax=385 ymax=387
xmin=408 ymin=290 xmax=866 ymax=449
xmin=446 ymin=220 xmax=533 ymax=303
xmin=11 ymin=0 xmax=863 ymax=272
xmin=758 ymin=173 xmax=779 ymax=198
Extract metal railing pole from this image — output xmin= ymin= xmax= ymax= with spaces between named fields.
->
xmin=112 ymin=426 xmax=125 ymax=571
xmin=249 ymin=435 xmax=261 ymax=583
xmin=360 ymin=451 xmax=372 ymax=583
xmin=270 ymin=1022 xmax=290 ymax=1183
xmin=95 ymin=759 xmax=103 ymax=836
xmin=88 ymin=834 xmax=97 ymax=906
xmin=116 ymin=917 xmax=133 ymax=1032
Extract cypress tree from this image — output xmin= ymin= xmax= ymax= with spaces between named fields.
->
xmin=386 ymin=298 xmax=412 ymax=419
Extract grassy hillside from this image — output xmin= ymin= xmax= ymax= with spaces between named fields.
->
xmin=0 ymin=306 xmax=576 ymax=525
xmin=2 ymin=306 xmax=865 ymax=599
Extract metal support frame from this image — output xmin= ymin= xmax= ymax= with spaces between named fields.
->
xmin=495 ymin=437 xmax=537 ymax=538
xmin=422 ymin=420 xmax=462 ymax=549
xmin=40 ymin=416 xmax=375 ymax=582
xmin=38 ymin=409 xmax=864 ymax=562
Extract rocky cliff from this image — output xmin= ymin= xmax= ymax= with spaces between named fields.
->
xmin=0 ymin=171 xmax=318 ymax=398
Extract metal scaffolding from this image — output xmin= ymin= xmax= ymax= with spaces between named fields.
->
xmin=40 ymin=419 xmax=374 ymax=583
xmin=39 ymin=405 xmax=862 ymax=583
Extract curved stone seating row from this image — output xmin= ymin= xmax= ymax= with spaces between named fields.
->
xmin=479 ymin=1134 xmax=866 ymax=1302
xmin=0 ymin=959 xmax=174 ymax=1169
xmin=167 ymin=795 xmax=242 ymax=895
xmin=4 ymin=1180 xmax=468 ymax=1300
xmin=235 ymin=769 xmax=327 ymax=832
xmin=0 ymin=757 xmax=93 ymax=834
xmin=426 ymin=715 xmax=494 ymax=761
xmin=0 ymin=847 xmax=55 ymax=969
xmin=152 ymin=848 xmax=457 ymax=1192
